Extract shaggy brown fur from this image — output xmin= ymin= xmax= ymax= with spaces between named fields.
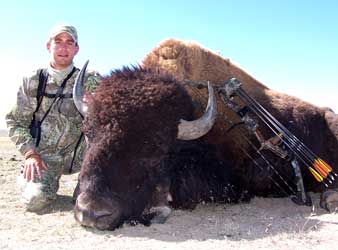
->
xmin=81 ymin=66 xmax=195 ymax=190
xmin=76 ymin=65 xmax=244 ymax=230
xmin=82 ymin=66 xmax=193 ymax=155
xmin=76 ymin=66 xmax=202 ymax=228
xmin=143 ymin=39 xmax=338 ymax=193
xmin=75 ymin=40 xmax=337 ymax=230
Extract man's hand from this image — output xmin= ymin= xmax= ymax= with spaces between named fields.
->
xmin=23 ymin=150 xmax=48 ymax=182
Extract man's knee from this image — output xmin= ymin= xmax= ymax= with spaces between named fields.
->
xmin=22 ymin=193 xmax=55 ymax=212
xmin=17 ymin=175 xmax=56 ymax=212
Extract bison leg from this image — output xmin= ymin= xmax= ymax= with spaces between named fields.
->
xmin=320 ymin=189 xmax=338 ymax=213
xmin=142 ymin=177 xmax=172 ymax=224
xmin=318 ymin=110 xmax=338 ymax=212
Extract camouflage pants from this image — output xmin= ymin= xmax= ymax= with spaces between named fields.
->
xmin=16 ymin=153 xmax=81 ymax=212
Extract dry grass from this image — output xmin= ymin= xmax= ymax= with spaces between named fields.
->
xmin=0 ymin=135 xmax=337 ymax=250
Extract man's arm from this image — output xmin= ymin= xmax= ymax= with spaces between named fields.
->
xmin=6 ymin=75 xmax=38 ymax=155
xmin=6 ymin=72 xmax=48 ymax=181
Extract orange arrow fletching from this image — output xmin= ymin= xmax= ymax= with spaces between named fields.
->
xmin=313 ymin=161 xmax=329 ymax=178
xmin=318 ymin=158 xmax=333 ymax=172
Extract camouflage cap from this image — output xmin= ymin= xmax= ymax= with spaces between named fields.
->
xmin=49 ymin=24 xmax=78 ymax=44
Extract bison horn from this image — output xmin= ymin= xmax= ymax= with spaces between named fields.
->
xmin=177 ymin=82 xmax=217 ymax=140
xmin=73 ymin=60 xmax=89 ymax=117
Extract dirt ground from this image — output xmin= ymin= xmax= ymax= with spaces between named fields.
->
xmin=0 ymin=134 xmax=337 ymax=250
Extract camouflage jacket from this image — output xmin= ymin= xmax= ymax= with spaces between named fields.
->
xmin=6 ymin=64 xmax=101 ymax=159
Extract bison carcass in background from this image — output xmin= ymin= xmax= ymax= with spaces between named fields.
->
xmin=73 ymin=39 xmax=338 ymax=230
xmin=143 ymin=39 xmax=338 ymax=194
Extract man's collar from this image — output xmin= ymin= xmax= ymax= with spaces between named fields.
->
xmin=47 ymin=63 xmax=74 ymax=83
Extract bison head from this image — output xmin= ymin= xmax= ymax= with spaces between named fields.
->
xmin=72 ymin=62 xmax=217 ymax=230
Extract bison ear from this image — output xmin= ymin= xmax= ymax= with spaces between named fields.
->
xmin=177 ymin=82 xmax=217 ymax=140
xmin=74 ymin=60 xmax=89 ymax=117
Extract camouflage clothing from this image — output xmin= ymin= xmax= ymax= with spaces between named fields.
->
xmin=6 ymin=63 xmax=101 ymax=211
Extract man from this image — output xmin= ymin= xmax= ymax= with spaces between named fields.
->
xmin=6 ymin=24 xmax=101 ymax=212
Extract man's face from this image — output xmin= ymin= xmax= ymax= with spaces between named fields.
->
xmin=47 ymin=32 xmax=79 ymax=70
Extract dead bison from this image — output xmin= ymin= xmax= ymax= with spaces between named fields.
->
xmin=72 ymin=40 xmax=338 ymax=230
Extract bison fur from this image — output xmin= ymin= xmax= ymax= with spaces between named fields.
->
xmin=74 ymin=39 xmax=338 ymax=230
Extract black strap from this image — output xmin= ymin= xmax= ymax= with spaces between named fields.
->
xmin=30 ymin=69 xmax=48 ymax=147
xmin=68 ymin=132 xmax=84 ymax=174
xmin=38 ymin=69 xmax=49 ymax=104
xmin=31 ymin=69 xmax=48 ymax=126
xmin=43 ymin=93 xmax=73 ymax=98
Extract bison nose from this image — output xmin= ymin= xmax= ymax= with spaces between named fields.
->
xmin=74 ymin=192 xmax=123 ymax=230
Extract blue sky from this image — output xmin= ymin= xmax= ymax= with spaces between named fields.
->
xmin=1 ymin=0 xmax=337 ymax=129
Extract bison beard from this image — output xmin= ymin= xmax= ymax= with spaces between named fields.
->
xmin=73 ymin=40 xmax=338 ymax=231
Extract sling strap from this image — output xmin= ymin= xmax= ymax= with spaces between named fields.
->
xmin=30 ymin=69 xmax=49 ymax=142
xmin=43 ymin=92 xmax=73 ymax=98
xmin=68 ymin=132 xmax=84 ymax=173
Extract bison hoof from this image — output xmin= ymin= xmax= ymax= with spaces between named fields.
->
xmin=144 ymin=206 xmax=171 ymax=224
xmin=290 ymin=192 xmax=312 ymax=206
xmin=320 ymin=189 xmax=338 ymax=213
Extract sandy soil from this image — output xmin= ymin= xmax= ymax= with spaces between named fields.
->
xmin=0 ymin=134 xmax=337 ymax=250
